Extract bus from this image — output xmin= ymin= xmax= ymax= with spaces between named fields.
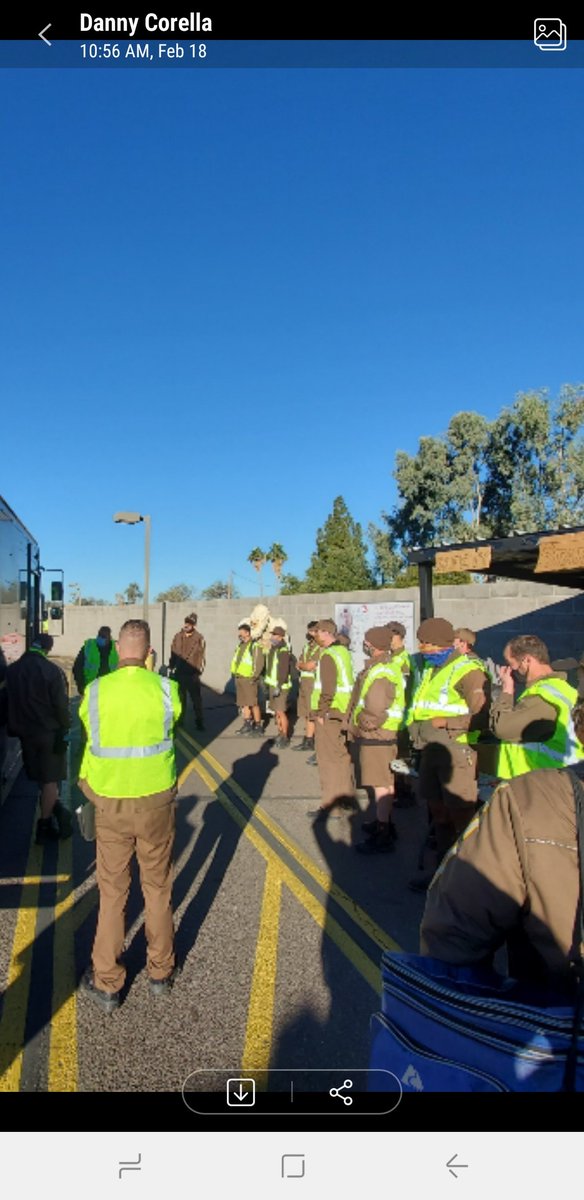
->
xmin=0 ymin=494 xmax=63 ymax=804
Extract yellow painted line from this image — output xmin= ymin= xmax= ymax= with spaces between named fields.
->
xmin=48 ymin=837 xmax=77 ymax=1091
xmin=177 ymin=744 xmax=380 ymax=993
xmin=0 ymin=839 xmax=43 ymax=1092
xmin=241 ymin=863 xmax=282 ymax=1079
xmin=179 ymin=729 xmax=401 ymax=954
xmin=0 ymin=876 xmax=70 ymax=886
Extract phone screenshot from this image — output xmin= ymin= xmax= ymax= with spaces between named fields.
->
xmin=0 ymin=9 xmax=582 ymax=1196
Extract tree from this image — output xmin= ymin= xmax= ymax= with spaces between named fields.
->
xmin=266 ymin=543 xmax=288 ymax=592
xmin=201 ymin=579 xmax=240 ymax=600
xmin=155 ymin=583 xmax=197 ymax=603
xmin=279 ymin=573 xmax=305 ymax=595
xmin=68 ymin=582 xmax=81 ymax=605
xmin=247 ymin=547 xmax=266 ymax=595
xmin=483 ymin=387 xmax=584 ymax=535
xmin=80 ymin=596 xmax=110 ymax=606
xmin=123 ymin=582 xmax=143 ymax=604
xmin=303 ymin=496 xmax=375 ymax=592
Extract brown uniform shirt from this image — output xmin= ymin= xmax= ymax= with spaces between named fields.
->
xmin=170 ymin=629 xmax=206 ymax=673
xmin=421 ymin=764 xmax=583 ymax=983
xmin=346 ymin=653 xmax=397 ymax=743
xmin=490 ymin=674 xmax=565 ymax=744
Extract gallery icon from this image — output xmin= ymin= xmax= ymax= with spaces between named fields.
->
xmin=534 ymin=18 xmax=567 ymax=51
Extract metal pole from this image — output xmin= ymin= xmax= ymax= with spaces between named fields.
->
xmin=143 ymin=515 xmax=151 ymax=627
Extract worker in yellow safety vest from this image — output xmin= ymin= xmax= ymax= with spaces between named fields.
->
xmin=73 ymin=626 xmax=119 ymax=696
xmin=407 ymin=617 xmax=490 ymax=893
xmin=231 ymin=622 xmax=265 ymax=737
xmin=77 ymin=618 xmax=182 ymax=1013
xmin=491 ymin=634 xmax=584 ymax=779
xmin=308 ymin=618 xmax=355 ymax=822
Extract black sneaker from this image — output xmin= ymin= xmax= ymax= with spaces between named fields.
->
xmin=149 ymin=968 xmax=179 ymax=998
xmin=35 ymin=817 xmax=60 ymax=844
xmin=80 ymin=970 xmax=121 ymax=1014
xmin=273 ymin=735 xmax=290 ymax=749
xmin=250 ymin=724 xmax=265 ymax=737
xmin=306 ymin=753 xmax=318 ymax=766
xmin=237 ymin=721 xmax=253 ymax=735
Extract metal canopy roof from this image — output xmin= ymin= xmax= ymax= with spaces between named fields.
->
xmin=407 ymin=527 xmax=584 ymax=616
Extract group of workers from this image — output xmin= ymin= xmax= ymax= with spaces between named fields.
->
xmin=3 ymin=604 xmax=583 ymax=1012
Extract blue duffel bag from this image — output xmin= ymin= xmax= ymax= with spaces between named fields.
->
xmin=370 ymin=953 xmax=584 ymax=1092
xmin=370 ymin=769 xmax=584 ymax=1093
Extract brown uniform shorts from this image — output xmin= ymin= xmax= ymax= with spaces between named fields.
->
xmin=297 ymin=677 xmax=315 ymax=719
xmin=235 ymin=677 xmax=258 ymax=708
xmin=418 ymin=736 xmax=477 ymax=811
xmin=269 ymin=686 xmax=290 ymax=712
xmin=358 ymin=740 xmax=397 ymax=789
xmin=21 ymin=733 xmax=67 ymax=785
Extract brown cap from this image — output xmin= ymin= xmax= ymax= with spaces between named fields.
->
xmin=365 ymin=625 xmax=393 ymax=651
xmin=454 ymin=626 xmax=476 ymax=646
xmin=315 ymin=618 xmax=337 ymax=635
xmin=386 ymin=621 xmax=406 ymax=639
xmin=417 ymin=617 xmax=454 ymax=647
xmin=184 ymin=613 xmax=197 ymax=626
xmin=271 ymin=626 xmax=286 ymax=637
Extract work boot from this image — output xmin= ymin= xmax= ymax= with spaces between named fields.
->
xmin=292 ymin=737 xmax=310 ymax=752
xmin=305 ymin=736 xmax=315 ymax=751
xmin=53 ymin=801 xmax=73 ymax=839
xmin=273 ymin=735 xmax=290 ymax=749
xmin=237 ymin=720 xmax=253 ymax=735
xmin=250 ymin=723 xmax=265 ymax=737
xmin=35 ymin=817 xmax=60 ymax=844
xmin=355 ymin=828 xmax=396 ymax=854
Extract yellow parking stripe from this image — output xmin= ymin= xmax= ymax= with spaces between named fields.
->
xmin=48 ymin=837 xmax=77 ymax=1091
xmin=177 ymin=746 xmax=381 ymax=993
xmin=241 ymin=862 xmax=282 ymax=1078
xmin=0 ymin=840 xmax=43 ymax=1092
xmin=179 ymin=729 xmax=401 ymax=954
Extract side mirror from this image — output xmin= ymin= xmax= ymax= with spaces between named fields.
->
xmin=51 ymin=582 xmax=64 ymax=603
xmin=50 ymin=606 xmax=63 ymax=620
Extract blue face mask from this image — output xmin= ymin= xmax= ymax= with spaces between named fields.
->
xmin=423 ymin=648 xmax=452 ymax=667
xmin=96 ymin=636 xmax=106 ymax=648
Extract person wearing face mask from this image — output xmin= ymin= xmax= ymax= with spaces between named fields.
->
xmin=73 ymin=626 xmax=119 ymax=698
xmin=264 ymin=626 xmax=292 ymax=747
xmin=490 ymin=634 xmax=584 ymax=779
xmin=346 ymin=626 xmax=406 ymax=854
xmin=308 ymin=619 xmax=355 ymax=822
xmin=407 ymin=617 xmax=490 ymax=892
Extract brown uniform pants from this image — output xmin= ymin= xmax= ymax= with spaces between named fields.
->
xmin=92 ymin=797 xmax=176 ymax=993
xmin=315 ymin=717 xmax=355 ymax=808
xmin=418 ymin=736 xmax=477 ymax=859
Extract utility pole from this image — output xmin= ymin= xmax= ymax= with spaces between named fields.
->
xmin=227 ymin=570 xmax=233 ymax=600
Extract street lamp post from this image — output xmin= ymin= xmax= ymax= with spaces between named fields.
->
xmin=113 ymin=511 xmax=151 ymax=626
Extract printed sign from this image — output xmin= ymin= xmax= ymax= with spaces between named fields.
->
xmin=334 ymin=601 xmax=415 ymax=676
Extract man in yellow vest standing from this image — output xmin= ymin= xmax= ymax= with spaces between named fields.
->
xmin=72 ymin=626 xmax=119 ymax=697
xmin=78 ymin=619 xmax=182 ymax=1013
xmin=408 ymin=617 xmax=490 ymax=892
xmin=231 ymin=622 xmax=265 ymax=736
xmin=264 ymin=626 xmax=292 ymax=747
xmin=294 ymin=620 xmax=320 ymax=753
xmin=308 ymin=619 xmax=355 ymax=823
xmin=491 ymin=634 xmax=584 ymax=778
xmin=347 ymin=626 xmax=406 ymax=854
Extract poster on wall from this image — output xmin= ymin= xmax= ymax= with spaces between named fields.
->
xmin=334 ymin=601 xmax=415 ymax=676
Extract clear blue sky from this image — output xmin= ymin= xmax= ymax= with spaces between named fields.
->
xmin=1 ymin=64 xmax=582 ymax=600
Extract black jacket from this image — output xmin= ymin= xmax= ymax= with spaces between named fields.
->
xmin=7 ymin=651 xmax=69 ymax=739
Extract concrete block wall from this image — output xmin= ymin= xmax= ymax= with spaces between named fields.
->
xmin=50 ymin=581 xmax=584 ymax=691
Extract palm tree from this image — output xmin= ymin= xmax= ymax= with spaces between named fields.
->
xmin=266 ymin=543 xmax=288 ymax=594
xmin=247 ymin=547 xmax=266 ymax=596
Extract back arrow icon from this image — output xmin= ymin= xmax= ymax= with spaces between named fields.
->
xmin=39 ymin=24 xmax=52 ymax=45
xmin=446 ymin=1154 xmax=469 ymax=1178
